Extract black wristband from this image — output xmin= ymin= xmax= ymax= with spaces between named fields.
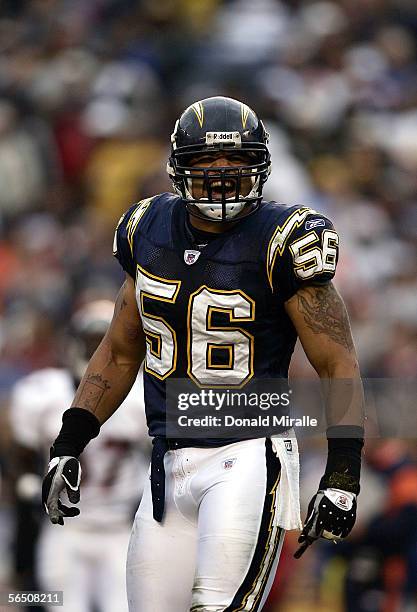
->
xmin=50 ymin=408 xmax=101 ymax=459
xmin=319 ymin=425 xmax=364 ymax=495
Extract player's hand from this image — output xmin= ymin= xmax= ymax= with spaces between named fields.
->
xmin=294 ymin=488 xmax=357 ymax=558
xmin=42 ymin=456 xmax=81 ymax=525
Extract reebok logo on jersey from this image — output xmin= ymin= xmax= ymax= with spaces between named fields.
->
xmin=184 ymin=249 xmax=201 ymax=265
xmin=305 ymin=218 xmax=325 ymax=230
xmin=223 ymin=458 xmax=237 ymax=470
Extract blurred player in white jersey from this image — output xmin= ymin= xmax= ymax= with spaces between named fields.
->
xmin=9 ymin=300 xmax=149 ymax=612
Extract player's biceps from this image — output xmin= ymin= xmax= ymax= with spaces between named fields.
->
xmin=107 ymin=289 xmax=145 ymax=360
xmin=115 ymin=277 xmax=140 ymax=318
xmin=300 ymin=329 xmax=341 ymax=374
xmin=287 ymin=304 xmax=331 ymax=368
xmin=108 ymin=315 xmax=145 ymax=359
xmin=286 ymin=286 xmax=358 ymax=374
xmin=284 ymin=290 xmax=304 ymax=328
xmin=111 ymin=279 xmax=140 ymax=328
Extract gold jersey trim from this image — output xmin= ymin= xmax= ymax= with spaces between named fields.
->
xmin=126 ymin=197 xmax=155 ymax=255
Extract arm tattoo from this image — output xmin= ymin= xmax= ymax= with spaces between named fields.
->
xmin=77 ymin=374 xmax=111 ymax=413
xmin=119 ymin=298 xmax=128 ymax=312
xmin=116 ymin=283 xmax=142 ymax=344
xmin=297 ymin=284 xmax=355 ymax=352
xmin=115 ymin=282 xmax=141 ymax=343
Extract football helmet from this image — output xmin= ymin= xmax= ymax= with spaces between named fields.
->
xmin=66 ymin=300 xmax=114 ymax=381
xmin=167 ymin=96 xmax=271 ymax=222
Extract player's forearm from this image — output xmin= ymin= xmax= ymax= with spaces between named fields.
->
xmin=71 ymin=336 xmax=142 ymax=425
xmin=292 ymin=284 xmax=365 ymax=495
xmin=313 ymin=351 xmax=364 ymax=429
xmin=320 ymin=364 xmax=365 ymax=430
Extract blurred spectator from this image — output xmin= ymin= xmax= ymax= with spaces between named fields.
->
xmin=0 ymin=98 xmax=56 ymax=218
xmin=343 ymin=441 xmax=417 ymax=612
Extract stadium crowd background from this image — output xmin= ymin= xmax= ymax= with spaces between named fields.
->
xmin=0 ymin=0 xmax=416 ymax=610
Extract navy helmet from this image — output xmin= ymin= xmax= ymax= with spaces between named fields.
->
xmin=167 ymin=96 xmax=271 ymax=222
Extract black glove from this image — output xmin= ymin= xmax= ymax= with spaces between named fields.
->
xmin=42 ymin=456 xmax=81 ymax=525
xmin=294 ymin=488 xmax=357 ymax=558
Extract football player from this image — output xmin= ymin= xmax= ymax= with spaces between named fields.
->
xmin=42 ymin=97 xmax=364 ymax=612
xmin=10 ymin=300 xmax=149 ymax=612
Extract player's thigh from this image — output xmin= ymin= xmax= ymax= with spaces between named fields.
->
xmin=192 ymin=438 xmax=284 ymax=612
xmin=36 ymin=525 xmax=91 ymax=612
xmin=95 ymin=528 xmax=131 ymax=612
xmin=126 ymin=475 xmax=198 ymax=612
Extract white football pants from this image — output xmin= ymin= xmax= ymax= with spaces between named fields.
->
xmin=37 ymin=523 xmax=131 ymax=612
xmin=126 ymin=437 xmax=285 ymax=612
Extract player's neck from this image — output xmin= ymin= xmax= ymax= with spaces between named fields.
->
xmin=187 ymin=213 xmax=235 ymax=234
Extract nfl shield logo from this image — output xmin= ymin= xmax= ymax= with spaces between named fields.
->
xmin=223 ymin=458 xmax=237 ymax=470
xmin=184 ymin=249 xmax=201 ymax=265
xmin=284 ymin=440 xmax=293 ymax=452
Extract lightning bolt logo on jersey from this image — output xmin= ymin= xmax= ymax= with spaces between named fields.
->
xmin=113 ymin=192 xmax=339 ymax=439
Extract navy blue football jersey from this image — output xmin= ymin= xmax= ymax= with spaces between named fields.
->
xmin=113 ymin=193 xmax=339 ymax=437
